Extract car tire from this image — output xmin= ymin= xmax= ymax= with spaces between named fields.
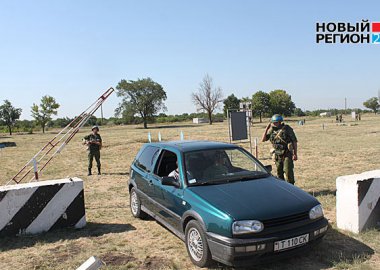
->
xmin=185 ymin=220 xmax=213 ymax=267
xmin=129 ymin=187 xmax=147 ymax=219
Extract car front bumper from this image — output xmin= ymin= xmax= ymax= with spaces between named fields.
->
xmin=206 ymin=217 xmax=328 ymax=267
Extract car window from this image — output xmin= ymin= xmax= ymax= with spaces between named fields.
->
xmin=227 ymin=149 xmax=258 ymax=172
xmin=184 ymin=148 xmax=268 ymax=186
xmin=135 ymin=146 xmax=160 ymax=173
xmin=154 ymin=150 xmax=179 ymax=177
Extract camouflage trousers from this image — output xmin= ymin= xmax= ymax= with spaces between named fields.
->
xmin=88 ymin=151 xmax=101 ymax=170
xmin=275 ymin=155 xmax=295 ymax=185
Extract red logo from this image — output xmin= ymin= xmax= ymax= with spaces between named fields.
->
xmin=372 ymin=22 xmax=380 ymax=32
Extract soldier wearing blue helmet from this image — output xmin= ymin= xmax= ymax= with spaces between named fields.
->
xmin=261 ymin=114 xmax=298 ymax=184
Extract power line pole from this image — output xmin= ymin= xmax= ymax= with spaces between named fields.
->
xmin=344 ymin=97 xmax=347 ymax=114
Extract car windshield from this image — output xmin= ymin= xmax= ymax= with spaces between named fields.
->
xmin=184 ymin=148 xmax=268 ymax=186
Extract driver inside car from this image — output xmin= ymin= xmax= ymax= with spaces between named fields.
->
xmin=203 ymin=151 xmax=229 ymax=179
xmin=168 ymin=161 xmax=180 ymax=180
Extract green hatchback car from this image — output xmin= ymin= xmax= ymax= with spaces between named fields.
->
xmin=128 ymin=141 xmax=328 ymax=267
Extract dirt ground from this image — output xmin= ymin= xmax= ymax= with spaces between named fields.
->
xmin=0 ymin=114 xmax=379 ymax=269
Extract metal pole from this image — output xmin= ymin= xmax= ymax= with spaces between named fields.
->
xmin=247 ymin=113 xmax=253 ymax=154
xmin=227 ymin=109 xmax=232 ymax=144
xmin=345 ymin=98 xmax=347 ymax=114
xmin=254 ymin=137 xmax=258 ymax=158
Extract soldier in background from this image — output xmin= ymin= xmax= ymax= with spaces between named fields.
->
xmin=83 ymin=125 xmax=102 ymax=176
xmin=262 ymin=114 xmax=298 ymax=185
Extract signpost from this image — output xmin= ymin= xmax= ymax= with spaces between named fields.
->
xmin=227 ymin=108 xmax=253 ymax=155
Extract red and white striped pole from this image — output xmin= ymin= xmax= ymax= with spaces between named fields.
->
xmin=33 ymin=158 xmax=39 ymax=181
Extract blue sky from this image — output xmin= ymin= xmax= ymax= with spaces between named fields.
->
xmin=0 ymin=0 xmax=379 ymax=120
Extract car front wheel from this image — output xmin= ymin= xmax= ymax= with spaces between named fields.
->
xmin=185 ymin=220 xmax=213 ymax=267
xmin=129 ymin=187 xmax=147 ymax=219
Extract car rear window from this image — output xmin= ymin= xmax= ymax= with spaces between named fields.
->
xmin=135 ymin=146 xmax=160 ymax=173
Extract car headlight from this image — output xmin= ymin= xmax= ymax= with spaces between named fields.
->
xmin=309 ymin=204 xmax=324 ymax=220
xmin=232 ymin=220 xmax=264 ymax=235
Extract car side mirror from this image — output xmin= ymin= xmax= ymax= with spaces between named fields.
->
xmin=162 ymin=176 xmax=180 ymax=188
xmin=264 ymin=165 xmax=272 ymax=172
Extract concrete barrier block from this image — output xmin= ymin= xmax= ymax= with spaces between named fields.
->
xmin=0 ymin=177 xmax=86 ymax=236
xmin=336 ymin=170 xmax=380 ymax=233
xmin=76 ymin=256 xmax=103 ymax=270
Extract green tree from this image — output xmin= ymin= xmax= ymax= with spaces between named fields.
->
xmin=223 ymin=94 xmax=240 ymax=117
xmin=53 ymin=117 xmax=73 ymax=128
xmin=268 ymin=90 xmax=295 ymax=116
xmin=251 ymin=91 xmax=270 ymax=123
xmin=84 ymin=116 xmax=98 ymax=126
xmin=0 ymin=100 xmax=22 ymax=135
xmin=363 ymin=97 xmax=379 ymax=114
xmin=17 ymin=119 xmax=34 ymax=133
xmin=192 ymin=74 xmax=223 ymax=125
xmin=120 ymin=102 xmax=137 ymax=124
xmin=31 ymin=95 xmax=60 ymax=133
xmin=116 ymin=77 xmax=167 ymax=129
xmin=293 ymin=107 xmax=306 ymax=117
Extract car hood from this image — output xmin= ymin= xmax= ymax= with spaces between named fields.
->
xmin=188 ymin=176 xmax=319 ymax=221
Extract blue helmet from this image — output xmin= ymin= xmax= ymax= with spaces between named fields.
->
xmin=271 ymin=114 xmax=283 ymax=123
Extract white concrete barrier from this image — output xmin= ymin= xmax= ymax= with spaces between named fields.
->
xmin=336 ymin=170 xmax=380 ymax=233
xmin=0 ymin=177 xmax=86 ymax=236
xmin=76 ymin=256 xmax=103 ymax=270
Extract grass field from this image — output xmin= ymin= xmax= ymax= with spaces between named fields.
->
xmin=0 ymin=114 xmax=379 ymax=270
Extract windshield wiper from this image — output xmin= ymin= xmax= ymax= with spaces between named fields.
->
xmin=190 ymin=178 xmax=232 ymax=186
xmin=189 ymin=173 xmax=269 ymax=186
xmin=224 ymin=172 xmax=269 ymax=182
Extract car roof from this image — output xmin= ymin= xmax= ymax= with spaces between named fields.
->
xmin=148 ymin=140 xmax=238 ymax=152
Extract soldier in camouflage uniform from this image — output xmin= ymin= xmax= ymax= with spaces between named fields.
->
xmin=261 ymin=114 xmax=298 ymax=184
xmin=83 ymin=125 xmax=102 ymax=176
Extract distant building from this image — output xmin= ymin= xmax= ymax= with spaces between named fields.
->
xmin=193 ymin=118 xmax=208 ymax=124
xmin=320 ymin=112 xmax=332 ymax=117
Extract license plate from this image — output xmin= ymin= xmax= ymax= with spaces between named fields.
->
xmin=274 ymin=233 xmax=309 ymax=252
